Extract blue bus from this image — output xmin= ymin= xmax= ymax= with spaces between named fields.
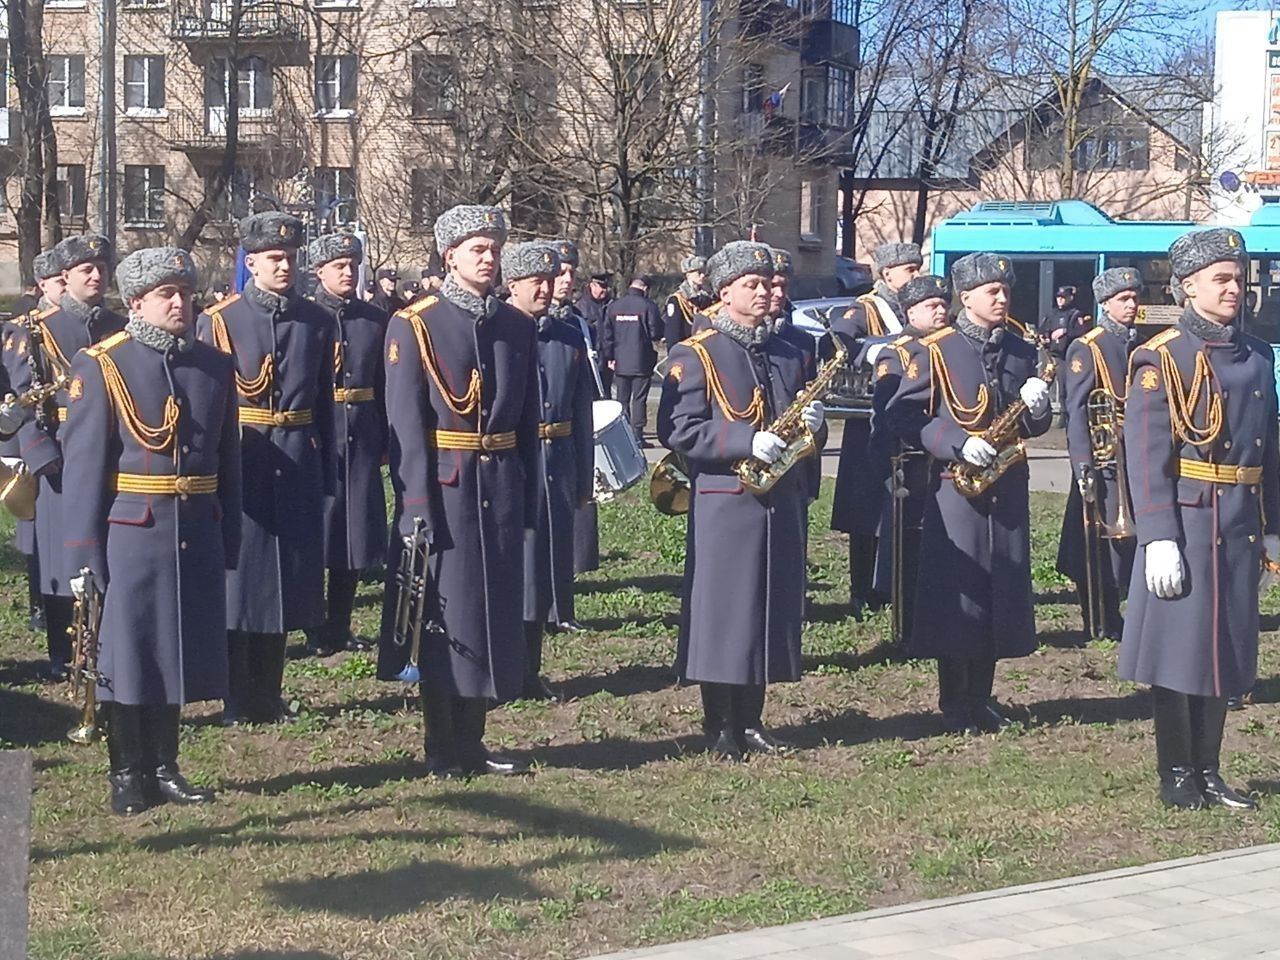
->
xmin=929 ymin=200 xmax=1280 ymax=343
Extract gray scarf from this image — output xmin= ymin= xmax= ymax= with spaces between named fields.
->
xmin=1097 ymin=314 xmax=1136 ymax=344
xmin=547 ymin=300 xmax=574 ymax=322
xmin=126 ymin=315 xmax=193 ymax=353
xmin=442 ymin=275 xmax=499 ymax=319
xmin=244 ymin=280 xmax=291 ymax=314
xmin=58 ymin=292 xmax=101 ymax=325
xmin=711 ymin=311 xmax=770 ymax=348
xmin=1179 ymin=305 xmax=1235 ymax=344
xmin=312 ymin=284 xmax=349 ymax=313
xmin=956 ymin=312 xmax=1003 ymax=345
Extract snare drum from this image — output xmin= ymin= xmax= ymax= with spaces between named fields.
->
xmin=592 ymin=400 xmax=647 ymax=501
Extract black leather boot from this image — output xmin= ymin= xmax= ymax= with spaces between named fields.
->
xmin=1153 ymin=686 xmax=1207 ymax=810
xmin=106 ymin=704 xmax=150 ymax=816
xmin=938 ymin=658 xmax=977 ymax=735
xmin=1191 ymin=695 xmax=1256 ymax=811
xmin=43 ymin=595 xmax=73 ymax=682
xmin=700 ymin=682 xmax=724 ymax=739
xmin=706 ymin=684 xmax=745 ymax=761
xmin=739 ymin=684 xmax=793 ymax=754
xmin=967 ymin=657 xmax=1010 ymax=733
xmin=420 ymin=686 xmax=462 ymax=778
xmin=27 ymin=555 xmax=45 ymax=633
xmin=222 ymin=631 xmax=253 ymax=726
xmin=521 ymin=621 xmax=556 ymax=701
xmin=148 ymin=705 xmax=215 ymax=805
xmin=455 ymin=697 xmax=529 ymax=776
xmin=254 ymin=633 xmax=294 ymax=724
xmin=848 ymin=536 xmax=881 ymax=620
xmin=327 ymin=569 xmax=367 ymax=651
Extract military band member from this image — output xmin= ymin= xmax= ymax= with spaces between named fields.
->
xmin=196 ymin=213 xmax=337 ymax=725
xmin=827 ymin=241 xmax=922 ymax=617
xmin=1055 ymin=268 xmax=1140 ymax=641
xmin=888 ymin=253 xmax=1051 ymax=734
xmin=576 ymin=271 xmax=614 ymax=396
xmin=61 ymin=247 xmax=242 ymax=814
xmin=657 ymin=241 xmax=826 ymax=760
xmin=769 ymin=248 xmax=816 ymax=375
xmin=1120 ymin=228 xmax=1279 ymax=811
xmin=305 ymin=232 xmax=388 ymax=657
xmin=602 ymin=275 xmax=663 ymax=443
xmin=549 ymin=239 xmax=603 ymax=581
xmin=503 ymin=242 xmax=593 ymax=698
xmin=379 ymin=205 xmax=540 ymax=778
xmin=868 ymin=275 xmax=951 ymax=641
xmin=2 ymin=235 xmax=125 ymax=680
xmin=664 ymin=256 xmax=713 ymax=348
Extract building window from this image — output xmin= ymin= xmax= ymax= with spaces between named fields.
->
xmin=799 ymin=178 xmax=821 ymax=242
xmin=56 ymin=164 xmax=87 ymax=219
xmin=122 ymin=0 xmax=168 ymax=9
xmin=210 ymin=167 xmax=259 ymax=221
xmin=740 ymin=64 xmax=765 ymax=114
xmin=315 ymin=54 xmax=357 ymax=113
xmin=411 ymin=53 xmax=457 ymax=117
xmin=124 ymin=55 xmax=166 ymax=114
xmin=45 ymin=0 xmax=88 ymax=9
xmin=316 ymin=167 xmax=356 ymax=225
xmin=410 ymin=168 xmax=441 ymax=230
xmin=825 ymin=66 xmax=851 ymax=127
xmin=621 ymin=54 xmax=658 ymax=111
xmin=207 ymin=56 xmax=273 ymax=113
xmin=1075 ymin=128 xmax=1150 ymax=172
xmin=123 ymin=165 xmax=165 ymax=224
xmin=47 ymin=55 xmax=86 ymax=114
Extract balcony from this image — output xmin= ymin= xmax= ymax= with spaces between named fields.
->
xmin=170 ymin=1 xmax=308 ymax=49
xmin=802 ymin=18 xmax=859 ymax=68
xmin=168 ymin=112 xmax=301 ymax=156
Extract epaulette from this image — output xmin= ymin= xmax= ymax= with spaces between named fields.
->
xmin=35 ymin=306 xmax=58 ymax=321
xmin=209 ymin=293 xmax=240 ymax=313
xmin=1143 ymin=328 xmax=1181 ymax=351
xmin=684 ymin=328 xmax=717 ymax=346
xmin=890 ymin=334 xmax=912 ymax=347
xmin=398 ymin=296 xmax=439 ymax=319
xmin=1080 ymin=327 xmax=1104 ymax=344
xmin=920 ymin=327 xmax=954 ymax=346
xmin=85 ymin=330 xmax=131 ymax=358
xmin=1006 ymin=316 xmax=1029 ymax=336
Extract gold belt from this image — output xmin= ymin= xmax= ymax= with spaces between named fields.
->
xmin=115 ymin=473 xmax=219 ymax=495
xmin=432 ymin=429 xmax=517 ymax=451
xmin=1178 ymin=458 xmax=1263 ymax=485
xmin=538 ymin=420 xmax=573 ymax=440
xmin=334 ymin=387 xmax=375 ymax=404
xmin=57 ymin=407 xmax=68 ymax=423
xmin=239 ymin=407 xmax=314 ymax=427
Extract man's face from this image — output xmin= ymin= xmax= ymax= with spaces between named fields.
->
xmin=1105 ymin=290 xmax=1139 ymax=326
xmin=246 ymin=248 xmax=295 ymax=294
xmin=132 ymin=283 xmax=193 ymax=335
xmin=37 ymin=275 xmax=66 ymax=303
xmin=769 ymin=274 xmax=789 ymax=317
xmin=507 ymin=274 xmax=553 ymax=316
xmin=378 ymin=275 xmax=397 ymax=295
xmin=317 ymin=257 xmax=359 ymax=299
xmin=720 ymin=272 xmax=771 ymax=326
xmin=589 ymin=279 xmax=609 ymax=300
xmin=686 ymin=269 xmax=706 ymax=288
xmin=906 ymin=297 xmax=949 ymax=333
xmin=553 ymin=263 xmax=575 ymax=303
xmin=63 ymin=260 xmax=107 ymax=304
xmin=446 ymin=235 xmax=501 ymax=290
xmin=959 ymin=281 xmax=1009 ymax=326
xmin=1056 ymin=293 xmax=1072 ymax=309
xmin=1183 ymin=260 xmax=1243 ymax=325
xmin=882 ymin=262 xmax=920 ymax=291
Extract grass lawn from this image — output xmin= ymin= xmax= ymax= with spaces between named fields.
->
xmin=4 ymin=486 xmax=1280 ymax=960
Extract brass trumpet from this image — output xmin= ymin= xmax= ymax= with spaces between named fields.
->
xmin=67 ymin=568 xmax=104 ymax=745
xmin=650 ymin=452 xmax=691 ymax=516
xmin=392 ymin=517 xmax=432 ymax=684
xmin=1085 ymin=389 xmax=1135 ymax=540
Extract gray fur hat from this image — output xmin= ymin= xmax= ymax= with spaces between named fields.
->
xmin=1091 ymin=267 xmax=1142 ymax=304
xmin=707 ymin=241 xmax=775 ymax=291
xmin=55 ymin=234 xmax=112 ymax=271
xmin=680 ymin=255 xmax=707 ymax=274
xmin=550 ymin=239 xmax=579 ymax=268
xmin=1168 ymin=228 xmax=1247 ymax=281
xmin=308 ymin=232 xmax=363 ymax=269
xmin=951 ymin=252 xmax=1015 ymax=293
xmin=872 ymin=241 xmax=923 ymax=275
xmin=434 ymin=204 xmax=507 ymax=254
xmin=239 ymin=212 xmax=304 ymax=253
xmin=501 ymin=241 xmax=561 ymax=283
xmin=33 ymin=250 xmax=62 ymax=280
xmin=898 ymin=274 xmax=950 ymax=312
xmin=116 ymin=246 xmax=198 ymax=303
xmin=770 ymin=247 xmax=794 ymax=278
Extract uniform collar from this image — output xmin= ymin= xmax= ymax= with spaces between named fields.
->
xmin=873 ymin=280 xmax=903 ymax=319
xmin=441 ymin=275 xmax=497 ymax=320
xmin=313 ymin=284 xmax=349 ymax=313
xmin=711 ymin=311 xmax=770 ymax=348
xmin=58 ymin=292 xmax=100 ymax=324
xmin=678 ymin=279 xmax=711 ymax=302
xmin=547 ymin=300 xmax=575 ymax=322
xmin=1097 ymin=314 xmax=1135 ymax=344
xmin=1178 ymin=306 xmax=1235 ymax=344
xmin=125 ymin=314 xmax=192 ymax=353
xmin=244 ymin=280 xmax=292 ymax=314
xmin=956 ymin=312 xmax=1004 ymax=346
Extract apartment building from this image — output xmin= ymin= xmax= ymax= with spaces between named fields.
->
xmin=1 ymin=0 xmax=855 ymax=293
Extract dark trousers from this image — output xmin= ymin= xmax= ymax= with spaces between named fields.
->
xmin=1153 ymin=686 xmax=1230 ymax=775
xmin=419 ymin=686 xmax=490 ymax=767
xmin=614 ymin=374 xmax=652 ymax=437
xmin=27 ymin=554 xmax=42 ymax=617
xmin=699 ymin=682 xmax=767 ymax=738
xmin=849 ymin=535 xmax=880 ymax=605
xmin=45 ymin=594 xmax=73 ymax=666
xmin=326 ymin=568 xmax=361 ymax=638
xmin=937 ymin=656 xmax=997 ymax=718
xmin=103 ymin=702 xmax=183 ymax=775
xmin=225 ymin=631 xmax=288 ymax=722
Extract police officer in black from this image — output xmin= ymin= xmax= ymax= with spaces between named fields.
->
xmin=1040 ymin=285 xmax=1086 ymax=424
xmin=371 ymin=267 xmax=406 ymax=314
xmin=664 ymin=256 xmax=713 ymax=348
xmin=2 ymin=235 xmax=126 ymax=680
xmin=576 ymin=271 xmax=613 ymax=396
xmin=305 ymin=232 xmax=388 ymax=656
xmin=602 ymin=275 xmax=663 ymax=443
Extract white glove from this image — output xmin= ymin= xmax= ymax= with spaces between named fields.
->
xmin=70 ymin=575 xmax=86 ymax=600
xmin=960 ymin=436 xmax=996 ymax=467
xmin=865 ymin=342 xmax=888 ymax=365
xmin=0 ymin=395 xmax=22 ymax=437
xmin=1261 ymin=534 xmax=1280 ymax=593
xmin=801 ymin=401 xmax=825 ymax=433
xmin=1144 ymin=540 xmax=1184 ymax=599
xmin=751 ymin=431 xmax=786 ymax=464
xmin=1020 ymin=377 xmax=1051 ymax=418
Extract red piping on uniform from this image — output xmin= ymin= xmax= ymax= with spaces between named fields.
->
xmin=1211 ymin=488 xmax=1221 ymax=697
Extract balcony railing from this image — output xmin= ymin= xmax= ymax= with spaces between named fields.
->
xmin=802 ymin=18 xmax=859 ymax=68
xmin=168 ymin=111 xmax=300 ymax=154
xmin=170 ymin=1 xmax=308 ymax=44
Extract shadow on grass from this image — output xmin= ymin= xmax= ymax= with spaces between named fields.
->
xmin=0 ymin=676 xmax=79 ymax=748
xmin=557 ymin=663 xmax=677 ymax=701
xmin=204 ymin=952 xmax=342 ymax=960
xmin=578 ymin=612 xmax=680 ymax=633
xmin=1036 ymin=629 xmax=1091 ymax=650
xmin=575 ymin=573 xmax=682 ymax=596
xmin=1034 ymin=588 xmax=1079 ymax=606
xmin=263 ymin=790 xmax=698 ymax=920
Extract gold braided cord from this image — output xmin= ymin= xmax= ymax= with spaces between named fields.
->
xmin=927 ymin=342 xmax=990 ymax=430
xmin=405 ymin=314 xmax=482 ymax=419
xmin=1157 ymin=347 xmax=1222 ymax=448
xmin=1086 ymin=341 xmax=1126 ymax=403
xmin=36 ymin=320 xmax=71 ymax=377
xmin=334 ymin=340 xmax=342 ymax=376
xmin=210 ymin=312 xmax=273 ymax=401
xmin=92 ymin=352 xmax=179 ymax=453
xmin=687 ymin=339 xmax=765 ymax=428
xmin=858 ymin=296 xmax=886 ymax=337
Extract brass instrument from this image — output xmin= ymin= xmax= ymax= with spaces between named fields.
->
xmin=650 ymin=451 xmax=691 ymax=516
xmin=950 ymin=358 xmax=1058 ymax=498
xmin=67 ymin=568 xmax=104 ymax=745
xmin=1084 ymin=389 xmax=1135 ymax=540
xmin=822 ymin=361 xmax=875 ymax=420
xmin=392 ymin=517 xmax=432 ymax=684
xmin=735 ymin=336 xmax=847 ymax=495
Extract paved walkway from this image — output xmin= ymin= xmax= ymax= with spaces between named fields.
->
xmin=586 ymin=844 xmax=1280 ymax=959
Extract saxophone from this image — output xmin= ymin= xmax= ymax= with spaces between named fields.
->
xmin=950 ymin=357 xmax=1057 ymax=498
xmin=735 ymin=336 xmax=847 ymax=495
